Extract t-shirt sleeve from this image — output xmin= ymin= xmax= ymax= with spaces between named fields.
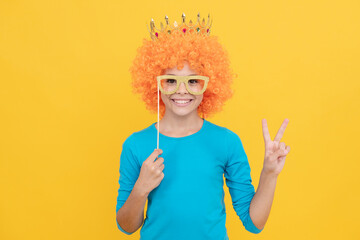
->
xmin=224 ymin=130 xmax=263 ymax=234
xmin=115 ymin=135 xmax=141 ymax=234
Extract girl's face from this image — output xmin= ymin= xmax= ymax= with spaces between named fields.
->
xmin=161 ymin=62 xmax=203 ymax=117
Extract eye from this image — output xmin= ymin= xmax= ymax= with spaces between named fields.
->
xmin=166 ymin=79 xmax=176 ymax=84
xmin=189 ymin=79 xmax=199 ymax=84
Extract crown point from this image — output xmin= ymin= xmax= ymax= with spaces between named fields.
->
xmin=148 ymin=13 xmax=212 ymax=40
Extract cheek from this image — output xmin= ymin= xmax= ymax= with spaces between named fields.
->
xmin=194 ymin=95 xmax=204 ymax=105
xmin=160 ymin=93 xmax=170 ymax=103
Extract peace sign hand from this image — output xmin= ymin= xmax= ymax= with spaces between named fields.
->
xmin=262 ymin=119 xmax=291 ymax=176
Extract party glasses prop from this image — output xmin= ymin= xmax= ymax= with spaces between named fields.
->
xmin=157 ymin=75 xmax=209 ymax=95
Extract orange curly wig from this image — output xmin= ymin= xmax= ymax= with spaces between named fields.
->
xmin=129 ymin=30 xmax=236 ymax=119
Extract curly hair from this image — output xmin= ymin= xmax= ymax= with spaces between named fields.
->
xmin=129 ymin=30 xmax=236 ymax=119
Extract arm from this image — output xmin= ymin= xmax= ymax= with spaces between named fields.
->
xmin=224 ymin=131 xmax=263 ymax=234
xmin=116 ymin=137 xmax=164 ymax=234
xmin=249 ymin=170 xmax=278 ymax=230
xmin=116 ymin=181 xmax=149 ymax=233
xmin=249 ymin=118 xmax=291 ymax=229
xmin=116 ymin=135 xmax=142 ymax=235
xmin=249 ymin=119 xmax=290 ymax=228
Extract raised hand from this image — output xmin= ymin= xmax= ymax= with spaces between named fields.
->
xmin=262 ymin=119 xmax=291 ymax=176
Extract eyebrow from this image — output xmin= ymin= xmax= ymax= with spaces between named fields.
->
xmin=166 ymin=74 xmax=197 ymax=76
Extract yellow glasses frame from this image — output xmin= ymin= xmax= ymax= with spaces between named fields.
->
xmin=156 ymin=75 xmax=209 ymax=95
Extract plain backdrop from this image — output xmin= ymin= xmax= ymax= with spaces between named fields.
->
xmin=0 ymin=0 xmax=359 ymax=239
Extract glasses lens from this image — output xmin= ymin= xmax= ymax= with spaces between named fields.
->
xmin=160 ymin=78 xmax=178 ymax=93
xmin=187 ymin=78 xmax=206 ymax=94
xmin=160 ymin=77 xmax=206 ymax=94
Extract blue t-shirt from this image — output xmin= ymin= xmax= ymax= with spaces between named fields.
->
xmin=116 ymin=119 xmax=263 ymax=239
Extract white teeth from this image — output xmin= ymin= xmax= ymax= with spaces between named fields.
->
xmin=173 ymin=100 xmax=191 ymax=104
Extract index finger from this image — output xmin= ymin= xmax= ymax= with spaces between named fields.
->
xmin=146 ymin=149 xmax=163 ymax=162
xmin=262 ymin=119 xmax=271 ymax=144
xmin=274 ymin=118 xmax=289 ymax=142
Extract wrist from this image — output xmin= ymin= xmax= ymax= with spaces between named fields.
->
xmin=134 ymin=181 xmax=150 ymax=198
xmin=261 ymin=168 xmax=279 ymax=179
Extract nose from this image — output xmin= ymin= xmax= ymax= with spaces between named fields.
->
xmin=176 ymin=82 xmax=188 ymax=94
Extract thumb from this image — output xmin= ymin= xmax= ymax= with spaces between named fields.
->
xmin=272 ymin=148 xmax=286 ymax=160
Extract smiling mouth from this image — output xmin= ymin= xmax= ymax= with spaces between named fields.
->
xmin=171 ymin=99 xmax=193 ymax=103
xmin=171 ymin=99 xmax=193 ymax=106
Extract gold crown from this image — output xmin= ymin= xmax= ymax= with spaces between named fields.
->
xmin=147 ymin=13 xmax=213 ymax=40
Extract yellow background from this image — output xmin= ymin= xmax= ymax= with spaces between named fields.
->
xmin=1 ymin=0 xmax=359 ymax=239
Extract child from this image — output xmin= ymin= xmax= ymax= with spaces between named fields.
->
xmin=116 ymin=13 xmax=290 ymax=240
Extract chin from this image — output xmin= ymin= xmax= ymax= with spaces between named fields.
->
xmin=170 ymin=105 xmax=200 ymax=117
xmin=172 ymin=110 xmax=195 ymax=117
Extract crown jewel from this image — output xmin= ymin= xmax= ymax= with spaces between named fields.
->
xmin=147 ymin=13 xmax=213 ymax=40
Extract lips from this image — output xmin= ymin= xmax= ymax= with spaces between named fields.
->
xmin=171 ymin=99 xmax=194 ymax=101
xmin=171 ymin=99 xmax=193 ymax=106
xmin=171 ymin=99 xmax=193 ymax=102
